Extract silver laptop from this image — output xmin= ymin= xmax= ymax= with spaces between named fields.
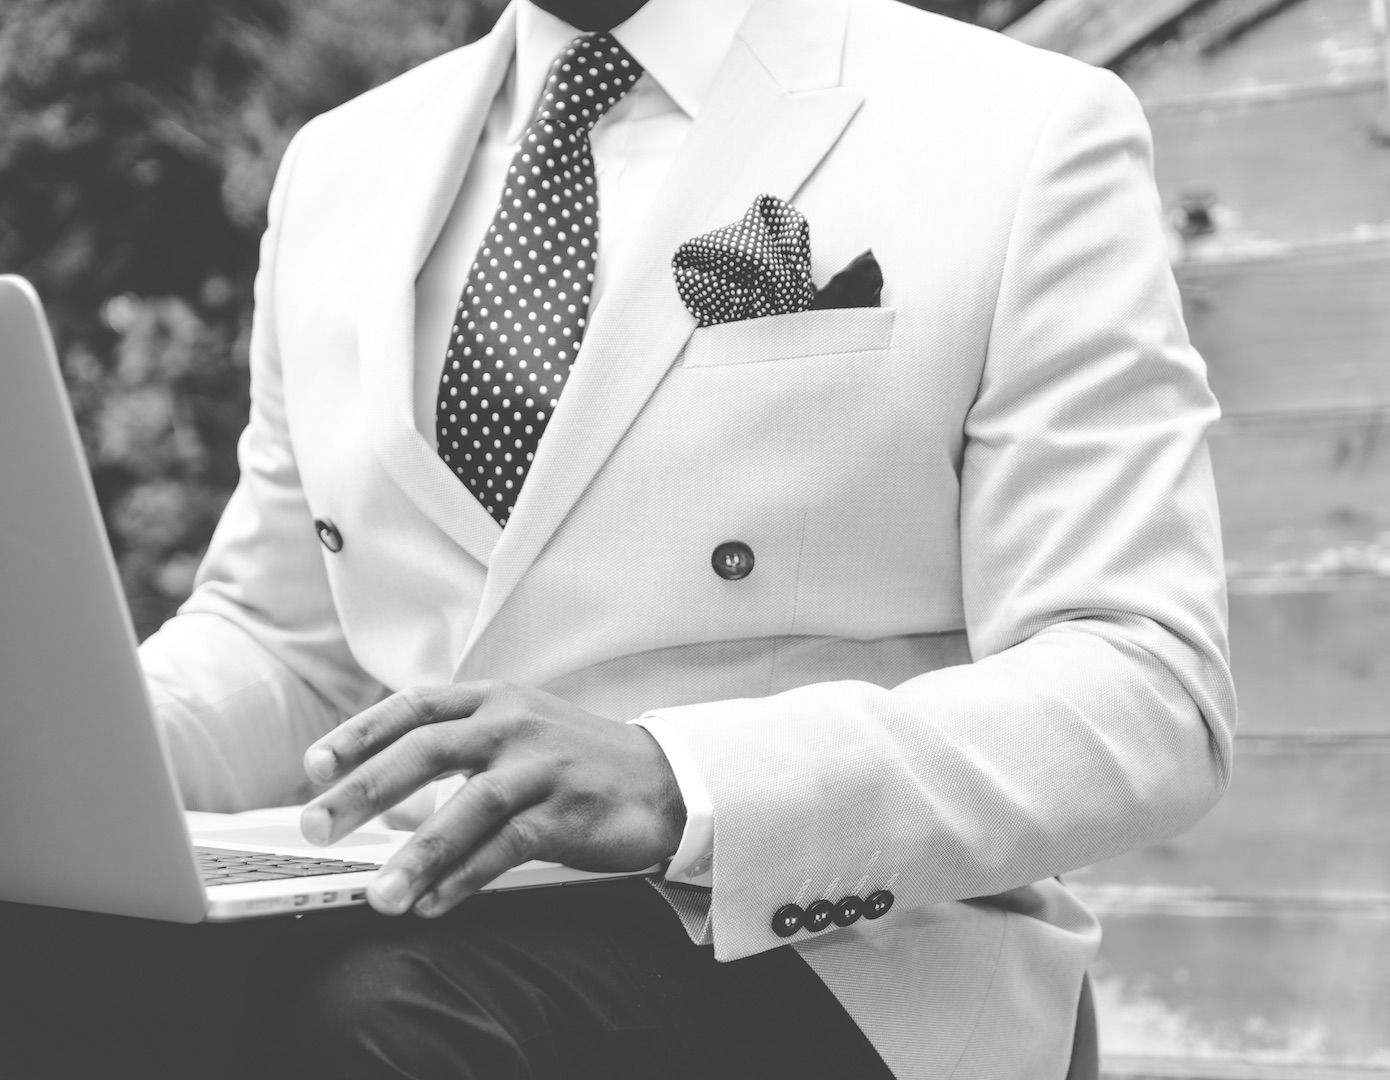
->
xmin=0 ymin=276 xmax=656 ymax=922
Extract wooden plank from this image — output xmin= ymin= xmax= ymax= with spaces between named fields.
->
xmin=1087 ymin=905 xmax=1390 ymax=1068
xmin=1069 ymin=740 xmax=1390 ymax=896
xmin=1121 ymin=0 xmax=1383 ymax=101
xmin=1105 ymin=1058 xmax=1390 ymax=1079
xmin=1229 ymin=581 xmax=1390 ymax=735
xmin=1005 ymin=0 xmax=1205 ymax=66
xmin=1177 ymin=244 xmax=1390 ymax=417
xmin=1150 ymin=86 xmax=1390 ymax=251
xmin=1209 ymin=410 xmax=1390 ymax=579
xmin=1182 ymin=0 xmax=1307 ymax=55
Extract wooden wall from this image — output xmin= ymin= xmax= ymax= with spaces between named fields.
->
xmin=1016 ymin=0 xmax=1390 ymax=1074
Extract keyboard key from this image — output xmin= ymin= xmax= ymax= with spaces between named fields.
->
xmin=194 ymin=845 xmax=380 ymax=886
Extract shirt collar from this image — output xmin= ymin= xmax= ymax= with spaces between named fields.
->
xmin=511 ymin=0 xmax=755 ymax=137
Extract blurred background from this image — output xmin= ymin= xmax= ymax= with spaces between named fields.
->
xmin=2 ymin=0 xmax=1387 ymax=1075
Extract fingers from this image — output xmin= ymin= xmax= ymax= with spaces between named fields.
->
xmin=299 ymin=683 xmax=504 ymax=845
xmin=303 ymin=683 xmax=496 ymax=783
xmin=367 ymin=759 xmax=552 ymax=916
xmin=412 ymin=811 xmax=547 ymax=918
xmin=302 ymin=721 xmax=477 ymax=844
xmin=298 ymin=683 xmax=511 ymax=845
xmin=378 ymin=786 xmax=438 ymax=831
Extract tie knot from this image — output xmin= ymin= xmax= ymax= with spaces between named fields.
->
xmin=533 ymin=33 xmax=643 ymax=133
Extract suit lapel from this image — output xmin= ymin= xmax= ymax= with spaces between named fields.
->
xmin=357 ymin=6 xmax=517 ymax=569
xmin=462 ymin=0 xmax=860 ymax=656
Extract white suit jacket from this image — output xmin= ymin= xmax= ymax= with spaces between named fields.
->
xmin=139 ymin=0 xmax=1237 ymax=1075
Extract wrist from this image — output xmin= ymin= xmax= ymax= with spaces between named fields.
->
xmin=632 ymin=724 xmax=687 ymax=861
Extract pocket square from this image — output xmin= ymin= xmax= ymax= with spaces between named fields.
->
xmin=672 ymin=194 xmax=882 ymax=327
xmin=809 ymin=249 xmax=883 ymax=311
xmin=672 ymin=194 xmax=814 ymax=327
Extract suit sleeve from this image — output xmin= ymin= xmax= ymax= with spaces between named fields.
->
xmin=139 ymin=122 xmax=385 ymax=812
xmin=644 ymin=65 xmax=1237 ymax=961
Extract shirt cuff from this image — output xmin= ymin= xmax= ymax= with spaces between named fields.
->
xmin=630 ymin=714 xmax=713 ymax=887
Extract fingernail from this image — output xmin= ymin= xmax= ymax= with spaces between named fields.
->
xmin=372 ymin=870 xmax=410 ymax=908
xmin=304 ymin=747 xmax=336 ymax=782
xmin=300 ymin=806 xmax=332 ymax=845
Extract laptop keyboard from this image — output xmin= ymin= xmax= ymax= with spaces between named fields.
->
xmin=195 ymin=846 xmax=381 ymax=886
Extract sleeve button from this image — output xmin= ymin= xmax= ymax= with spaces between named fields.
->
xmin=864 ymin=889 xmax=895 ymax=920
xmin=832 ymin=895 xmax=864 ymax=927
xmin=804 ymin=899 xmax=836 ymax=933
xmin=772 ymin=903 xmax=805 ymax=937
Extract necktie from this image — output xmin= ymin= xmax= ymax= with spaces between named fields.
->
xmin=436 ymin=34 xmax=643 ymax=526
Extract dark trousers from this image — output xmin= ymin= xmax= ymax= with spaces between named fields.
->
xmin=0 ymin=879 xmax=896 ymax=1080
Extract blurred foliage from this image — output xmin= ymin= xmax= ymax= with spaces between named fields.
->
xmin=0 ymin=0 xmax=495 ymax=635
xmin=0 ymin=0 xmax=1039 ymax=638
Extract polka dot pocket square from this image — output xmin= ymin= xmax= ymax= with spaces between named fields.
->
xmin=672 ymin=194 xmax=882 ymax=328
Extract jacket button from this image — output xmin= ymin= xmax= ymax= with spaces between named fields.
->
xmin=804 ymin=899 xmax=836 ymax=932
xmin=314 ymin=519 xmax=343 ymax=553
xmin=772 ymin=903 xmax=805 ymax=938
xmin=832 ymin=895 xmax=864 ymax=927
xmin=711 ymin=541 xmax=754 ymax=581
xmin=864 ymin=889 xmax=894 ymax=920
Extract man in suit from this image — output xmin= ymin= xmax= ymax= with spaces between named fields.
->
xmin=124 ymin=0 xmax=1237 ymax=1075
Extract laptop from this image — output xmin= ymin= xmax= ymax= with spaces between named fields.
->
xmin=0 ymin=276 xmax=658 ymax=922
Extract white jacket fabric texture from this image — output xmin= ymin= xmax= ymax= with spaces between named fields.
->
xmin=139 ymin=1 xmax=1237 ymax=1076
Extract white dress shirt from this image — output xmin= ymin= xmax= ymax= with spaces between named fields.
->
xmin=413 ymin=0 xmax=757 ymax=886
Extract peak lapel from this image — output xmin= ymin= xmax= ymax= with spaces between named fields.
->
xmin=461 ymin=0 xmax=861 ymax=659
xmin=357 ymin=7 xmax=516 ymax=569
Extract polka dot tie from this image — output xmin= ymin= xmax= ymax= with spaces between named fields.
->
xmin=671 ymin=194 xmax=816 ymax=327
xmin=436 ymin=34 xmax=643 ymax=526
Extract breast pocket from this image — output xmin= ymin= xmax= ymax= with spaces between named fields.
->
xmin=679 ymin=307 xmax=896 ymax=369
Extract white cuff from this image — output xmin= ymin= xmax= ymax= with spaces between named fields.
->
xmin=630 ymin=715 xmax=713 ymax=887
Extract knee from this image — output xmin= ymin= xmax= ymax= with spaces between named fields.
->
xmin=248 ymin=925 xmax=520 ymax=1080
xmin=247 ymin=932 xmax=409 ymax=1075
xmin=297 ymin=937 xmax=416 ymax=1058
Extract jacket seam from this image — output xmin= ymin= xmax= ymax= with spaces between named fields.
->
xmin=682 ymin=340 xmax=894 ymax=369
xmin=768 ymin=510 xmax=810 ymax=693
xmin=946 ymin=906 xmax=1012 ymax=1080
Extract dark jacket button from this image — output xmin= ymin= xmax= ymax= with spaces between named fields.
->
xmin=314 ymin=519 xmax=343 ymax=553
xmin=832 ymin=895 xmax=864 ymax=927
xmin=711 ymin=541 xmax=754 ymax=581
xmin=864 ymin=889 xmax=895 ymax=920
xmin=804 ymin=899 xmax=835 ymax=933
xmin=772 ymin=903 xmax=805 ymax=938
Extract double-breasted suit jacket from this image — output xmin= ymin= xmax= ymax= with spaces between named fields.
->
xmin=140 ymin=0 xmax=1238 ymax=1075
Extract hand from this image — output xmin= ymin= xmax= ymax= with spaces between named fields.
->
xmin=298 ymin=682 xmax=686 ymax=917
